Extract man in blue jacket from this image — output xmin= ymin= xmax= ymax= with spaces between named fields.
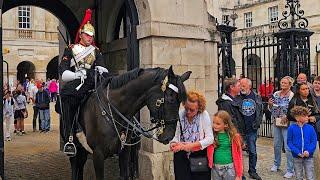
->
xmin=35 ymin=83 xmax=50 ymax=132
xmin=287 ymin=106 xmax=317 ymax=180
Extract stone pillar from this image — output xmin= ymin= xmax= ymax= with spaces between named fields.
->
xmin=136 ymin=1 xmax=219 ymax=179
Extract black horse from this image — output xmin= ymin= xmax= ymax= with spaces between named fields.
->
xmin=61 ymin=66 xmax=191 ymax=180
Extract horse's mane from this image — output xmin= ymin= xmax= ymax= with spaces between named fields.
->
xmin=105 ymin=68 xmax=165 ymax=89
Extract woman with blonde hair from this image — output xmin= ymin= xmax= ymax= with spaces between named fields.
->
xmin=268 ymin=76 xmax=295 ymax=178
xmin=170 ymin=91 xmax=214 ymax=180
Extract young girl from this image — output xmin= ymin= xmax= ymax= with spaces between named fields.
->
xmin=208 ymin=110 xmax=243 ymax=180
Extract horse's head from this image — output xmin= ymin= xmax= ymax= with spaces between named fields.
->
xmin=146 ymin=66 xmax=191 ymax=144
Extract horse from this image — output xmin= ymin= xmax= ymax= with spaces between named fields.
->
xmin=61 ymin=66 xmax=191 ymax=180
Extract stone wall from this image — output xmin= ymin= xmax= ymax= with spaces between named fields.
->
xmin=135 ymin=0 xmax=219 ymax=179
xmin=2 ymin=6 xmax=59 ymax=84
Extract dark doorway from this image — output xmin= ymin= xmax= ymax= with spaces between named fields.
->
xmin=46 ymin=56 xmax=59 ymax=80
xmin=16 ymin=61 xmax=35 ymax=83
xmin=246 ymin=54 xmax=261 ymax=91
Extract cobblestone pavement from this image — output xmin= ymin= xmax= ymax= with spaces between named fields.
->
xmin=4 ymin=103 xmax=310 ymax=180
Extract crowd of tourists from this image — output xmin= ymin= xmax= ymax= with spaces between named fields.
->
xmin=170 ymin=73 xmax=320 ymax=180
xmin=3 ymin=78 xmax=59 ymax=141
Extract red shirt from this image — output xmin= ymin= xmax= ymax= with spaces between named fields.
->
xmin=258 ymin=83 xmax=274 ymax=99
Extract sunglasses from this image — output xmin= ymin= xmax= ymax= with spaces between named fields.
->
xmin=185 ymin=107 xmax=197 ymax=113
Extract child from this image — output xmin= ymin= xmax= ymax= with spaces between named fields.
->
xmin=3 ymin=91 xmax=14 ymax=141
xmin=208 ymin=110 xmax=243 ymax=180
xmin=287 ymin=106 xmax=317 ymax=180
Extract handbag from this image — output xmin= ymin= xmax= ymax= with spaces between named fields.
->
xmin=179 ymin=120 xmax=209 ymax=173
xmin=189 ymin=156 xmax=210 ymax=172
xmin=275 ymin=117 xmax=289 ymax=128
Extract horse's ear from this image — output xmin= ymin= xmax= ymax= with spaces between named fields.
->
xmin=181 ymin=71 xmax=192 ymax=82
xmin=168 ymin=65 xmax=175 ymax=78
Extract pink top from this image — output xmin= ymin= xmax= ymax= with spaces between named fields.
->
xmin=48 ymin=81 xmax=58 ymax=93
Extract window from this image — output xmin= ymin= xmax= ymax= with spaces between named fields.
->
xmin=244 ymin=12 xmax=252 ymax=28
xmin=268 ymin=6 xmax=278 ymax=23
xmin=222 ymin=15 xmax=230 ymax=24
xmin=18 ymin=6 xmax=31 ymax=29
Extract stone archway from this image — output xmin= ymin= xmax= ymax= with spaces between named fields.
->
xmin=16 ymin=60 xmax=35 ymax=83
xmin=46 ymin=56 xmax=59 ymax=80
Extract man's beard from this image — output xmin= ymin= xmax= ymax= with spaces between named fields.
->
xmin=240 ymin=90 xmax=248 ymax=95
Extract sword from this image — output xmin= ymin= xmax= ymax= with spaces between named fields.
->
xmin=57 ymin=27 xmax=79 ymax=69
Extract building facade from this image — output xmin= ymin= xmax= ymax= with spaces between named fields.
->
xmin=213 ymin=0 xmax=320 ymax=84
xmin=2 ymin=6 xmax=59 ymax=85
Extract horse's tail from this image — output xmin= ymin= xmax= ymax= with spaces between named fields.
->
xmin=76 ymin=132 xmax=93 ymax=154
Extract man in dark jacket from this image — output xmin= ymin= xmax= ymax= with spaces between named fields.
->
xmin=216 ymin=78 xmax=245 ymax=138
xmin=239 ymin=78 xmax=263 ymax=180
xmin=35 ymin=84 xmax=50 ymax=132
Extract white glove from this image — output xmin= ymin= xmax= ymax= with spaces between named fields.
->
xmin=62 ymin=70 xmax=87 ymax=82
xmin=96 ymin=66 xmax=109 ymax=75
xmin=75 ymin=69 xmax=87 ymax=79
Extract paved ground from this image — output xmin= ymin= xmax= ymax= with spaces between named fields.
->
xmin=4 ymin=103 xmax=319 ymax=180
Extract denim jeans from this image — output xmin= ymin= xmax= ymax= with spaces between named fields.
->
xmin=39 ymin=109 xmax=50 ymax=131
xmin=245 ymin=131 xmax=257 ymax=174
xmin=293 ymin=157 xmax=315 ymax=180
xmin=273 ymin=124 xmax=294 ymax=173
xmin=211 ymin=163 xmax=235 ymax=180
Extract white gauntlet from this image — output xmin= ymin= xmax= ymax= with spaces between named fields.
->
xmin=62 ymin=70 xmax=87 ymax=82
xmin=95 ymin=66 xmax=109 ymax=75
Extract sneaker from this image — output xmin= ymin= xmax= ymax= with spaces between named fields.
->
xmin=284 ymin=172 xmax=294 ymax=178
xmin=13 ymin=130 xmax=17 ymax=134
xmin=249 ymin=172 xmax=262 ymax=180
xmin=6 ymin=137 xmax=11 ymax=141
xmin=21 ymin=131 xmax=26 ymax=135
xmin=270 ymin=165 xmax=279 ymax=172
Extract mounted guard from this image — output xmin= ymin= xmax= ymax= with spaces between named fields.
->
xmin=58 ymin=9 xmax=108 ymax=156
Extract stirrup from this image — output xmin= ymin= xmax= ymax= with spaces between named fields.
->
xmin=63 ymin=135 xmax=77 ymax=157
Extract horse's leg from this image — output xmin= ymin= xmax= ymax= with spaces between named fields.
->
xmin=93 ymin=149 xmax=105 ymax=180
xmin=119 ymin=146 xmax=131 ymax=180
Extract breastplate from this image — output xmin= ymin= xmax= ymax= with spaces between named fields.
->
xmin=72 ymin=44 xmax=96 ymax=70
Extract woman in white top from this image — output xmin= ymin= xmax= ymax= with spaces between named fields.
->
xmin=13 ymin=89 xmax=27 ymax=135
xmin=170 ymin=91 xmax=214 ymax=180
xmin=268 ymin=76 xmax=295 ymax=178
xmin=3 ymin=91 xmax=14 ymax=141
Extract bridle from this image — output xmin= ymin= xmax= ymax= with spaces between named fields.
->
xmin=148 ymin=75 xmax=180 ymax=136
xmin=94 ymin=73 xmax=180 ymax=147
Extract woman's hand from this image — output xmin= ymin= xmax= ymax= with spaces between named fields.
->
xmin=171 ymin=143 xmax=184 ymax=153
xmin=170 ymin=142 xmax=177 ymax=151
xmin=308 ymin=116 xmax=316 ymax=123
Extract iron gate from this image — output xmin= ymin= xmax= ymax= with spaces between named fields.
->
xmin=242 ymin=34 xmax=279 ymax=138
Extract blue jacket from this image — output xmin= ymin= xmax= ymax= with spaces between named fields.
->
xmin=287 ymin=123 xmax=317 ymax=158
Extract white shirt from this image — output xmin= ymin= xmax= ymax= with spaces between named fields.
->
xmin=171 ymin=110 xmax=214 ymax=150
